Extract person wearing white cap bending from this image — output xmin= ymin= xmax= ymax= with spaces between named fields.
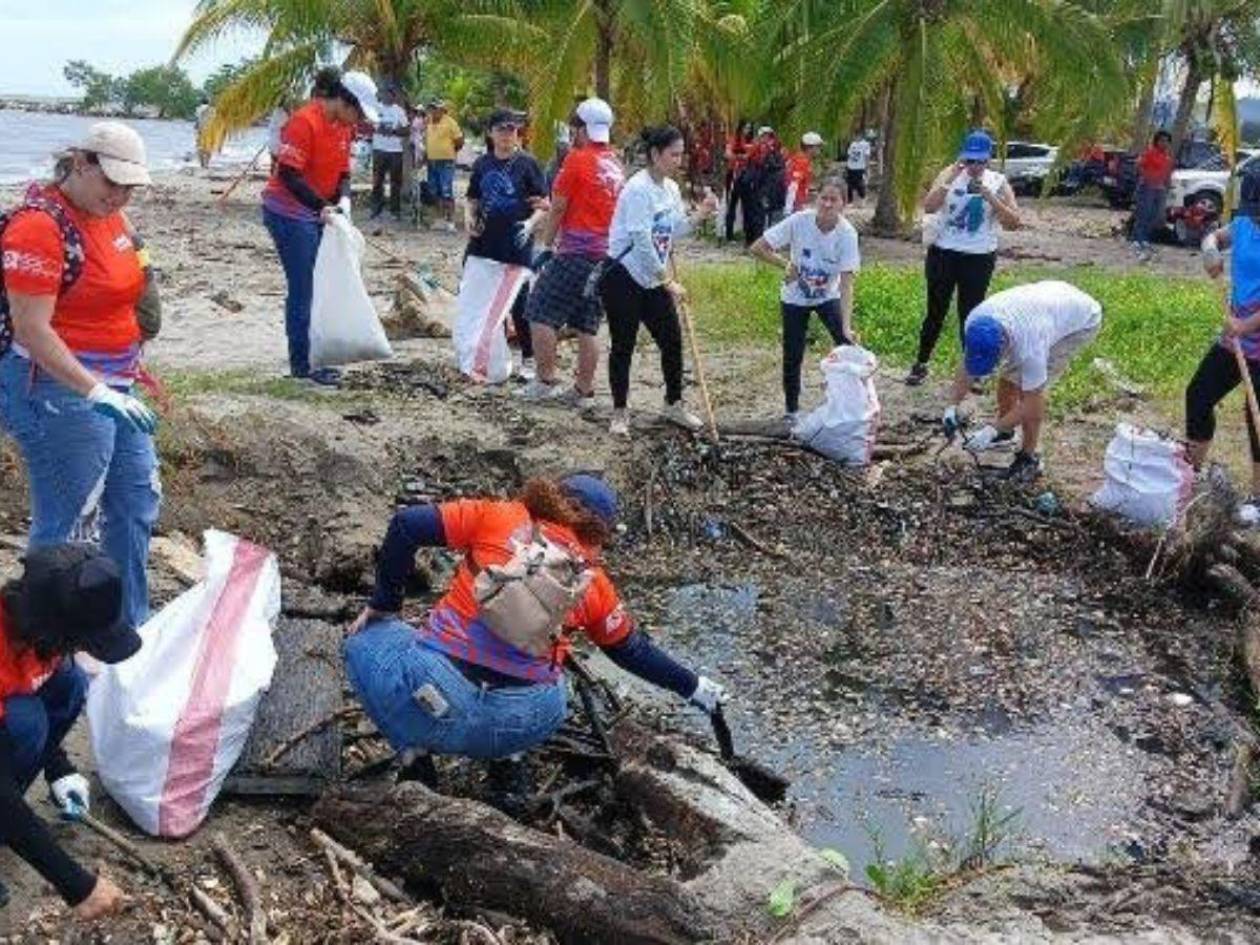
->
xmin=0 ymin=120 xmax=162 ymax=635
xmin=261 ymin=66 xmax=379 ymax=387
xmin=520 ymin=97 xmax=625 ymax=407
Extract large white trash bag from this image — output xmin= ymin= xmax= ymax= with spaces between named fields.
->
xmin=453 ymin=255 xmax=531 ymax=384
xmin=87 ymin=531 xmax=281 ymax=838
xmin=1090 ymin=423 xmax=1195 ymax=529
xmin=792 ymin=345 xmax=881 ymax=465
xmin=310 ymin=213 xmax=393 ymax=368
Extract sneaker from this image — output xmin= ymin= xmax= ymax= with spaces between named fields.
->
xmin=518 ymin=357 xmax=537 ymax=382
xmin=609 ymin=409 xmax=631 ymax=437
xmin=555 ymin=386 xmax=597 ymax=410
xmin=1002 ymin=450 xmax=1043 ymax=483
xmin=783 ymin=410 xmax=800 ymax=430
xmin=397 ymin=751 xmax=439 ymax=790
xmin=905 ymin=362 xmax=929 ymax=386
xmin=517 ymin=379 xmax=563 ymax=401
xmin=662 ymin=401 xmax=703 ymax=432
xmin=1237 ymin=497 xmax=1260 ymax=527
xmin=989 ymin=429 xmax=1019 ymax=452
xmin=307 ymin=367 xmax=343 ymax=388
xmin=486 ymin=756 xmax=533 ymax=819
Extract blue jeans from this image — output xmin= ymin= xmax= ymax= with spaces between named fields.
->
xmin=263 ymin=206 xmax=322 ymax=377
xmin=0 ymin=354 xmax=159 ymax=630
xmin=1 ymin=662 xmax=87 ymax=789
xmin=1132 ymin=183 xmax=1166 ymax=247
xmin=344 ymin=618 xmax=568 ymax=759
xmin=427 ymin=160 xmax=455 ymax=201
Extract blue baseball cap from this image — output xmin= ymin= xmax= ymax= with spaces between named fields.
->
xmin=562 ymin=474 xmax=619 ymax=527
xmin=959 ymin=130 xmax=994 ymax=162
xmin=963 ymin=314 xmax=1005 ymax=377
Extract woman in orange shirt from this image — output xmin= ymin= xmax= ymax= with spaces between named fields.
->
xmin=0 ymin=121 xmax=158 ymax=633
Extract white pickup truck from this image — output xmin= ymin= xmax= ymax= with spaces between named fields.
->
xmin=1166 ymin=151 xmax=1260 ymax=243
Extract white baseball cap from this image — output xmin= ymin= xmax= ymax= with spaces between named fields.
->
xmin=574 ymin=97 xmax=614 ymax=144
xmin=801 ymin=131 xmax=824 ymax=147
xmin=757 ymin=125 xmax=774 ymax=137
xmin=77 ymin=122 xmax=151 ymax=186
xmin=340 ymin=71 xmax=380 ymax=124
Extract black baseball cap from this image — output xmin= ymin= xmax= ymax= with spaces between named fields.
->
xmin=488 ymin=108 xmax=520 ymax=130
xmin=16 ymin=544 xmax=141 ymax=663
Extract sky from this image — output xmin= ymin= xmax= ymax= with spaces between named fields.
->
xmin=0 ymin=1 xmax=265 ymax=97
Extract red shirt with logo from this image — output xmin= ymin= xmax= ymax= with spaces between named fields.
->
xmin=553 ymin=143 xmax=624 ymax=258
xmin=0 ymin=602 xmax=61 ymax=723
xmin=423 ymin=499 xmax=631 ymax=682
xmin=262 ymin=100 xmax=353 ymax=220
xmin=2 ymin=186 xmax=143 ymax=355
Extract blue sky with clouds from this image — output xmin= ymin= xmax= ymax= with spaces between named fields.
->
xmin=0 ymin=1 xmax=264 ymax=96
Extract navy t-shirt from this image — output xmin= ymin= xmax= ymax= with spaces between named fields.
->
xmin=466 ymin=151 xmax=548 ymax=266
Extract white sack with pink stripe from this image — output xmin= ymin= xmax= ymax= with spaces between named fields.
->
xmin=86 ymin=530 xmax=280 ymax=837
xmin=453 ymin=255 xmax=531 ymax=384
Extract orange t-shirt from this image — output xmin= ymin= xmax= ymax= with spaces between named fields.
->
xmin=787 ymin=151 xmax=812 ymax=210
xmin=424 ymin=499 xmax=631 ymax=682
xmin=1 ymin=187 xmax=143 ymax=354
xmin=262 ymin=100 xmax=353 ymax=219
xmin=0 ymin=602 xmax=62 ymax=723
xmin=553 ymin=143 xmax=624 ymax=258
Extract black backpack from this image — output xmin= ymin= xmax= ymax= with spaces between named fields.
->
xmin=0 ymin=185 xmax=86 ymax=354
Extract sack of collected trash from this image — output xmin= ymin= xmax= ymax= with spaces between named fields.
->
xmin=1090 ymin=423 xmax=1195 ymax=529
xmin=452 ymin=255 xmax=531 ymax=384
xmin=792 ymin=345 xmax=881 ymax=465
xmin=86 ymin=530 xmax=281 ymax=838
xmin=310 ymin=214 xmax=393 ymax=368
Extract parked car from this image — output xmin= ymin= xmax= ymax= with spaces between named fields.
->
xmin=1166 ymin=152 xmax=1260 ymax=245
xmin=1000 ymin=141 xmax=1058 ymax=196
xmin=1100 ymin=139 xmax=1224 ymax=210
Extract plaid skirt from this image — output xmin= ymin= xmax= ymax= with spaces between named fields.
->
xmin=524 ymin=254 xmax=603 ymax=335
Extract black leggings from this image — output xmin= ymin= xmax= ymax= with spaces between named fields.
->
xmin=601 ymin=263 xmax=684 ymax=410
xmin=1186 ymin=343 xmax=1260 ymax=460
xmin=371 ymin=150 xmax=403 ymax=215
xmin=916 ymin=245 xmax=996 ymax=365
xmin=783 ymin=300 xmax=851 ymax=413
xmin=511 ymin=286 xmax=532 ymax=358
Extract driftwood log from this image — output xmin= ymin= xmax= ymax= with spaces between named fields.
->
xmin=1205 ymin=563 xmax=1260 ymax=698
xmin=313 ymin=781 xmax=716 ymax=945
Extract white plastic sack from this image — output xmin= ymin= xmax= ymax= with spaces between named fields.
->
xmin=87 ymin=531 xmax=280 ymax=838
xmin=453 ymin=255 xmax=531 ymax=384
xmin=792 ymin=345 xmax=881 ymax=465
xmin=1090 ymin=423 xmax=1195 ymax=529
xmin=310 ymin=214 xmax=393 ymax=368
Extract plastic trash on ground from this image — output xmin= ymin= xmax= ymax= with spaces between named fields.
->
xmin=86 ymin=530 xmax=281 ymax=837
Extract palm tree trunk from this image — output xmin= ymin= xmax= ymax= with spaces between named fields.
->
xmin=594 ymin=0 xmax=614 ymax=100
xmin=1171 ymin=51 xmax=1205 ymax=158
xmin=872 ymin=81 xmax=902 ymax=235
xmin=1129 ymin=64 xmax=1157 ymax=153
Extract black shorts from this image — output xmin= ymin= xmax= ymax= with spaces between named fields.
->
xmin=525 ymin=254 xmax=603 ymax=336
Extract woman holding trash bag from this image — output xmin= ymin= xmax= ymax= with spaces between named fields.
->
xmin=261 ymin=66 xmax=380 ymax=386
xmin=749 ymin=176 xmax=861 ymax=422
xmin=465 ymin=108 xmax=550 ymax=380
xmin=1187 ymin=168 xmax=1260 ymax=523
xmin=602 ymin=125 xmax=719 ymax=436
xmin=344 ymin=474 xmax=728 ymax=814
xmin=905 ymin=130 xmax=1020 ymax=386
xmin=0 ymin=121 xmax=160 ymax=632
xmin=0 ymin=543 xmax=142 ymax=920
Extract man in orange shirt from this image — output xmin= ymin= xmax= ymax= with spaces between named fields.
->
xmin=344 ymin=475 xmax=727 ymax=813
xmin=785 ymin=131 xmax=823 ymax=213
xmin=1131 ymin=130 xmax=1173 ymax=261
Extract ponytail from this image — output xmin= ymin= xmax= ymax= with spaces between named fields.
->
xmin=518 ymin=478 xmax=610 ymax=548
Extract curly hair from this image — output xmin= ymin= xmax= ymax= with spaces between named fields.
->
xmin=519 ymin=478 xmax=610 ymax=548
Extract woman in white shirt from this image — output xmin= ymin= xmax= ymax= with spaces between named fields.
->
xmin=906 ymin=130 xmax=1020 ymax=386
xmin=750 ymin=176 xmax=861 ymax=420
xmin=601 ymin=126 xmax=717 ymax=437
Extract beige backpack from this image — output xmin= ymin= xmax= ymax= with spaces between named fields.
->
xmin=472 ymin=523 xmax=593 ymax=657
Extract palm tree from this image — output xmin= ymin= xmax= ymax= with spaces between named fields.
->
xmin=173 ymin=0 xmax=536 ymax=147
xmin=777 ymin=0 xmax=1130 ymax=235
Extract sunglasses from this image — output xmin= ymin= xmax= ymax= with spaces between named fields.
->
xmin=964 ymin=158 xmax=988 ymax=166
xmin=491 ymin=123 xmax=520 ymax=133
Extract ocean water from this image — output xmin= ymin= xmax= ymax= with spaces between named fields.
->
xmin=0 ymin=109 xmax=267 ymax=185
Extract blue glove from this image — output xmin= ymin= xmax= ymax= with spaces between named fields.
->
xmin=87 ymin=383 xmax=157 ymax=433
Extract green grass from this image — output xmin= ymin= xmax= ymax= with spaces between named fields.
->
xmin=682 ymin=260 xmax=1223 ymax=414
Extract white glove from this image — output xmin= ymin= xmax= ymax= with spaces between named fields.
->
xmin=1202 ymin=234 xmax=1223 ymax=274
xmin=964 ymin=424 xmax=1000 ymax=453
xmin=87 ymin=383 xmax=157 ymax=433
xmin=337 ymin=196 xmax=352 ymax=216
xmin=51 ymin=772 xmax=90 ymax=817
xmin=942 ymin=405 xmax=960 ymax=438
xmin=688 ymin=675 xmax=727 ymax=714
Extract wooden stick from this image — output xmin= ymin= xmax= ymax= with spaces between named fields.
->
xmin=77 ymin=812 xmax=162 ymax=877
xmin=668 ymin=257 xmax=719 ymax=444
xmin=728 ymin=520 xmax=789 ymax=560
xmin=190 ymin=886 xmax=235 ymax=936
xmin=310 ymin=828 xmax=410 ymax=904
xmin=262 ymin=706 xmax=356 ymax=769
xmin=1225 ymin=280 xmax=1260 ymax=436
xmin=212 ymin=833 xmax=268 ymax=945
xmin=352 ymin=904 xmax=426 ymax=945
xmin=216 ymin=143 xmax=268 ymax=207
